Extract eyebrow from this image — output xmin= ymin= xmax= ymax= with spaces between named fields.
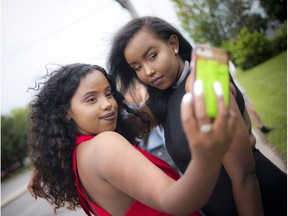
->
xmin=128 ymin=46 xmax=155 ymax=65
xmin=83 ymin=85 xmax=111 ymax=97
xmin=142 ymin=47 xmax=154 ymax=59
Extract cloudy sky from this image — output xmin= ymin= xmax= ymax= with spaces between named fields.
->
xmin=1 ymin=0 xmax=193 ymax=115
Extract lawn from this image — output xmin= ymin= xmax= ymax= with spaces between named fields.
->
xmin=236 ymin=51 xmax=287 ymax=161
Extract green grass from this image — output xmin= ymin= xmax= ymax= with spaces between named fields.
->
xmin=236 ymin=51 xmax=287 ymax=160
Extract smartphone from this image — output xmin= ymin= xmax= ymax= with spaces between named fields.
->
xmin=191 ymin=45 xmax=230 ymax=118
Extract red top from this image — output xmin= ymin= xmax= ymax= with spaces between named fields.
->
xmin=72 ymin=134 xmax=200 ymax=216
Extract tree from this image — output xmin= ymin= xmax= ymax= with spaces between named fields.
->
xmin=259 ymin=0 xmax=287 ymax=23
xmin=171 ymin=0 xmax=268 ymax=46
xmin=1 ymin=108 xmax=29 ymax=175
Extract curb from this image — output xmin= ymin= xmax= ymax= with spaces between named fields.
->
xmin=253 ymin=128 xmax=286 ymax=173
xmin=1 ymin=185 xmax=27 ymax=208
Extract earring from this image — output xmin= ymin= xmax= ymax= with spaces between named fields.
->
xmin=174 ymin=49 xmax=178 ymax=54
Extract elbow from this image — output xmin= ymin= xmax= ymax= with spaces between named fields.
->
xmin=232 ymin=168 xmax=259 ymax=188
xmin=243 ymin=172 xmax=258 ymax=185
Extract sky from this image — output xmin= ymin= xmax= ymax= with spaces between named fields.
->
xmin=1 ymin=0 xmax=193 ymax=115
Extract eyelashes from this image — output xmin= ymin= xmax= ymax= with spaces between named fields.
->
xmin=131 ymin=53 xmax=158 ymax=72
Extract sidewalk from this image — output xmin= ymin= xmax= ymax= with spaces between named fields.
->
xmin=1 ymin=168 xmax=32 ymax=207
xmin=1 ymin=129 xmax=286 ymax=208
xmin=253 ymin=128 xmax=286 ymax=173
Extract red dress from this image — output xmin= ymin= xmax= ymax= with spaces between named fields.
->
xmin=72 ymin=134 xmax=200 ymax=216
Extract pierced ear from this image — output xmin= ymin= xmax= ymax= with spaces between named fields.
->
xmin=168 ymin=35 xmax=179 ymax=54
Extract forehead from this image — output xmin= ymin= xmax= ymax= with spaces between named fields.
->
xmin=124 ymin=28 xmax=165 ymax=62
xmin=124 ymin=29 xmax=163 ymax=56
xmin=131 ymin=28 xmax=160 ymax=42
xmin=77 ymin=70 xmax=109 ymax=91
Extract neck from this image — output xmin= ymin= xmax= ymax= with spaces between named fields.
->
xmin=176 ymin=60 xmax=185 ymax=81
xmin=173 ymin=60 xmax=190 ymax=89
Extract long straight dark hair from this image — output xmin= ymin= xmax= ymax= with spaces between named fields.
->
xmin=107 ymin=16 xmax=193 ymax=125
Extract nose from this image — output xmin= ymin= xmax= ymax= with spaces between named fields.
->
xmin=101 ymin=97 xmax=112 ymax=111
xmin=144 ymin=64 xmax=156 ymax=77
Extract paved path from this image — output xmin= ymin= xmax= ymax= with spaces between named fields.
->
xmin=1 ymin=168 xmax=32 ymax=208
xmin=253 ymin=128 xmax=286 ymax=173
xmin=1 ymin=129 xmax=286 ymax=209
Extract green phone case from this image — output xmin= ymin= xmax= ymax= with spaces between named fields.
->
xmin=196 ymin=59 xmax=229 ymax=118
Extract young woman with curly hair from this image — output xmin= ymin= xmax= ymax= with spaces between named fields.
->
xmin=27 ymin=63 xmax=236 ymax=215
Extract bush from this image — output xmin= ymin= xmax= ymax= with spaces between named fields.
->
xmin=267 ymin=21 xmax=287 ymax=56
xmin=222 ymin=22 xmax=287 ymax=70
xmin=223 ymin=27 xmax=271 ymax=70
xmin=1 ymin=108 xmax=29 ymax=177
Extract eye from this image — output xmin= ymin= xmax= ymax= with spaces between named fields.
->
xmin=86 ymin=97 xmax=97 ymax=103
xmin=149 ymin=53 xmax=157 ymax=61
xmin=106 ymin=91 xmax=113 ymax=98
xmin=133 ymin=65 xmax=142 ymax=72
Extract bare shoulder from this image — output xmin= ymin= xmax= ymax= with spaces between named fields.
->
xmin=185 ymin=73 xmax=193 ymax=92
xmin=76 ymin=132 xmax=131 ymax=168
xmin=92 ymin=131 xmax=127 ymax=143
xmin=79 ymin=131 xmax=130 ymax=156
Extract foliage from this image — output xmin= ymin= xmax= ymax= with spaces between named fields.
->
xmin=259 ymin=0 xmax=287 ymax=23
xmin=222 ymin=22 xmax=287 ymax=70
xmin=237 ymin=51 xmax=287 ymax=160
xmin=171 ymin=0 xmax=268 ymax=46
xmin=222 ymin=27 xmax=270 ymax=70
xmin=1 ymin=108 xmax=29 ymax=173
xmin=267 ymin=21 xmax=287 ymax=56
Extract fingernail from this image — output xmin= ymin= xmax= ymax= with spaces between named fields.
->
xmin=182 ymin=93 xmax=193 ymax=103
xmin=213 ymin=81 xmax=223 ymax=96
xmin=194 ymin=80 xmax=203 ymax=96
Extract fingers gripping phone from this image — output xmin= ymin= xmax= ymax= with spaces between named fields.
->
xmin=191 ymin=45 xmax=230 ymax=118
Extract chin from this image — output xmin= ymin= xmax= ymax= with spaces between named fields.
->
xmin=108 ymin=125 xmax=117 ymax=132
xmin=157 ymin=85 xmax=169 ymax=90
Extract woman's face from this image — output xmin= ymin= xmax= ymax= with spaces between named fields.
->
xmin=124 ymin=28 xmax=182 ymax=90
xmin=68 ymin=70 xmax=118 ymax=135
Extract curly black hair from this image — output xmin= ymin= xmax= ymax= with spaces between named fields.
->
xmin=28 ymin=63 xmax=147 ymax=212
xmin=107 ymin=16 xmax=193 ymax=125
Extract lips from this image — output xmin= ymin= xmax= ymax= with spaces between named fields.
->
xmin=151 ymin=76 xmax=163 ymax=86
xmin=100 ymin=111 xmax=117 ymax=121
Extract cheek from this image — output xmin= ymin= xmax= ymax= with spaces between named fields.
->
xmin=164 ymin=52 xmax=178 ymax=70
xmin=111 ymin=98 xmax=118 ymax=110
xmin=135 ymin=73 xmax=147 ymax=84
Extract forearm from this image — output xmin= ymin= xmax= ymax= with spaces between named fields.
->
xmin=125 ymin=102 xmax=158 ymax=137
xmin=225 ymin=94 xmax=263 ymax=215
xmin=161 ymin=158 xmax=222 ymax=215
xmin=160 ymin=85 xmax=236 ymax=215
xmin=225 ymin=146 xmax=264 ymax=216
xmin=232 ymin=174 xmax=264 ymax=216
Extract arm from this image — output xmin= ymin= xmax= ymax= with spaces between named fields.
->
xmin=186 ymin=74 xmax=263 ymax=215
xmin=221 ymin=85 xmax=264 ymax=216
xmin=124 ymin=100 xmax=159 ymax=137
xmin=89 ymin=81 xmax=236 ymax=215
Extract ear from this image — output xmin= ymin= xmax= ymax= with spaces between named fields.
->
xmin=168 ymin=35 xmax=179 ymax=54
xmin=66 ymin=110 xmax=73 ymax=120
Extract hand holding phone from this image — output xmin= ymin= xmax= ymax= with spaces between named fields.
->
xmin=191 ymin=45 xmax=230 ymax=118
